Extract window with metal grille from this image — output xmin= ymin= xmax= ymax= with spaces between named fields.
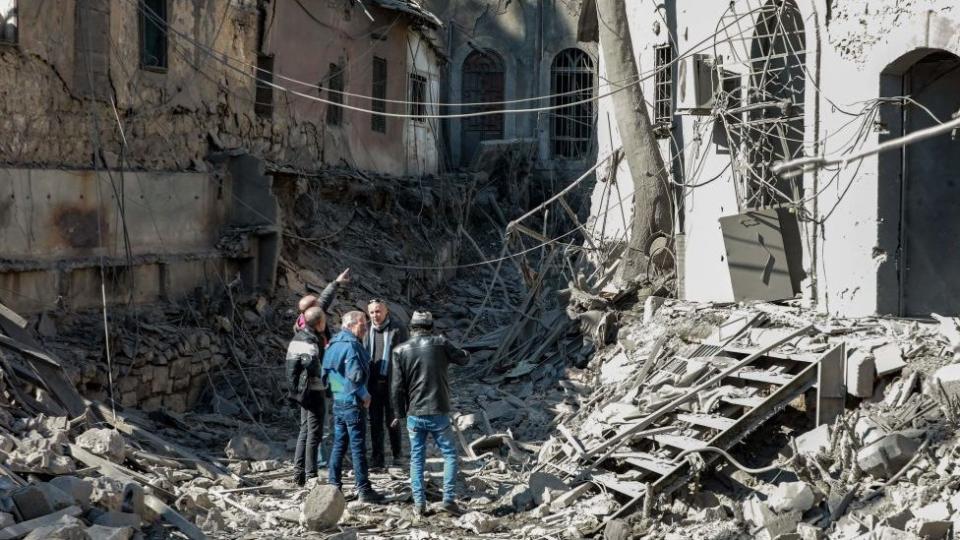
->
xmin=139 ymin=0 xmax=167 ymax=71
xmin=255 ymin=54 xmax=274 ymax=118
xmin=409 ymin=73 xmax=426 ymax=122
xmin=551 ymin=48 xmax=594 ymax=159
xmin=371 ymin=56 xmax=387 ymax=133
xmin=325 ymin=63 xmax=344 ymax=126
xmin=654 ymin=44 xmax=673 ymax=132
xmin=0 ymin=0 xmax=17 ymax=45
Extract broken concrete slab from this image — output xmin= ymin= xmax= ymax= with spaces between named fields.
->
xmin=92 ymin=511 xmax=141 ymax=528
xmin=872 ymin=342 xmax=906 ymax=376
xmin=743 ymin=496 xmax=801 ymax=539
xmin=857 ymin=433 xmax=922 ymax=479
xmin=528 ymin=472 xmax=568 ymax=506
xmin=301 ymin=484 xmax=345 ymax=531
xmin=794 ymin=424 xmax=831 ymax=459
xmin=767 ymin=482 xmax=815 ymax=514
xmin=0 ymin=506 xmax=83 ymax=540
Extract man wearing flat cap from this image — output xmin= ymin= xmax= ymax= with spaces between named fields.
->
xmin=390 ymin=311 xmax=470 ymax=516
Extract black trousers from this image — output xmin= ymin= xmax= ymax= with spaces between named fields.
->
xmin=294 ymin=390 xmax=325 ymax=479
xmin=368 ymin=378 xmax=402 ymax=466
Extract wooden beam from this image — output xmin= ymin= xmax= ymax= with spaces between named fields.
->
xmin=0 ymin=300 xmax=27 ymax=329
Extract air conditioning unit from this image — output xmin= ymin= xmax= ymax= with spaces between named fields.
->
xmin=676 ymin=54 xmax=716 ymax=115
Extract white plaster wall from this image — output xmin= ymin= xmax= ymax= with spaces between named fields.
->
xmin=405 ymin=31 xmax=443 ymax=175
xmin=587 ymin=0 xmax=960 ymax=316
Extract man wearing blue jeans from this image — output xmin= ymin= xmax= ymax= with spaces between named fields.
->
xmin=322 ymin=311 xmax=384 ymax=504
xmin=390 ymin=311 xmax=470 ymax=516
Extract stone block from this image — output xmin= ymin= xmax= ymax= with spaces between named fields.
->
xmin=301 ymin=484 xmax=345 ymax=531
xmin=743 ymin=496 xmax=801 ymax=539
xmin=846 ymin=350 xmax=876 ymax=398
xmin=163 ymin=394 xmax=188 ymax=413
xmin=49 ymin=477 xmax=93 ymax=509
xmin=86 ymin=524 xmax=134 ymax=540
xmin=170 ymin=357 xmax=190 ymax=374
xmin=225 ymin=434 xmax=272 ymax=461
xmin=603 ymin=519 xmax=630 ymax=540
xmin=857 ymin=433 xmax=922 ymax=479
xmin=117 ymin=377 xmax=138 ymax=393
xmin=172 ymin=376 xmax=190 ymax=392
xmin=141 ymin=396 xmax=162 ymax=411
xmin=77 ymin=428 xmax=127 ymax=462
xmin=23 ymin=514 xmax=87 ymax=540
xmin=767 ymin=482 xmax=815 ymax=514
xmin=120 ymin=392 xmax=137 ymax=407
xmin=12 ymin=485 xmax=54 ymax=520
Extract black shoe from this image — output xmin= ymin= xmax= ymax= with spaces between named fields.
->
xmin=294 ymin=474 xmax=306 ymax=487
xmin=441 ymin=500 xmax=462 ymax=515
xmin=358 ymin=489 xmax=385 ymax=504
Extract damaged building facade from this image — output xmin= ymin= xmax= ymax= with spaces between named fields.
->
xmin=425 ymin=0 xmax=598 ymax=174
xmin=583 ymin=0 xmax=960 ymax=318
xmin=0 ymin=0 xmax=446 ymax=315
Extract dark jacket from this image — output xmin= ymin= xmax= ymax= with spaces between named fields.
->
xmin=390 ymin=331 xmax=469 ymax=418
xmin=291 ymin=281 xmax=340 ymax=337
xmin=322 ymin=330 xmax=372 ymax=403
xmin=365 ymin=316 xmax=409 ymax=382
xmin=285 ymin=326 xmax=326 ymax=407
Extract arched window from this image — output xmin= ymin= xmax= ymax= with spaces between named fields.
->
xmin=461 ymin=50 xmax=505 ymax=165
xmin=551 ymin=49 xmax=594 ymax=159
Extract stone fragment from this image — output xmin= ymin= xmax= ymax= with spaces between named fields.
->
xmin=457 ymin=511 xmax=500 ymax=534
xmin=912 ymin=520 xmax=952 ymax=539
xmin=743 ymin=496 xmax=801 ymax=538
xmin=85 ymin=524 xmax=134 ymax=540
xmin=76 ymin=429 xmax=127 ymax=462
xmin=12 ymin=484 xmax=55 ymax=520
xmin=301 ymin=484 xmax=345 ymax=531
xmin=50 ymin=477 xmax=94 ymax=510
xmin=794 ymin=424 xmax=831 ymax=459
xmin=914 ymin=502 xmax=951 ymax=522
xmin=92 ymin=511 xmax=141 ymax=528
xmin=883 ymin=508 xmax=914 ymax=530
xmin=796 ymin=522 xmax=824 ymax=540
xmin=224 ymin=434 xmax=272 ymax=461
xmin=603 ymin=519 xmax=630 ymax=540
xmin=22 ymin=514 xmax=88 ymax=540
xmin=873 ymin=342 xmax=906 ymax=376
xmin=857 ymin=433 xmax=922 ymax=479
xmin=90 ymin=477 xmax=126 ymax=511
xmin=846 ymin=350 xmax=876 ymax=398
xmin=767 ymin=482 xmax=815 ymax=514
xmin=528 ymin=472 xmax=568 ymax=506
xmin=0 ymin=512 xmax=13 ymax=528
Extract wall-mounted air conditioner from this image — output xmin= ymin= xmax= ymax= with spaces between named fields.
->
xmin=676 ymin=54 xmax=716 ymax=115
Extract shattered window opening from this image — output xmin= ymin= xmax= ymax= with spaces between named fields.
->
xmin=409 ymin=73 xmax=427 ymax=123
xmin=139 ymin=0 xmax=167 ymax=71
xmin=654 ymin=43 xmax=673 ymax=133
xmin=0 ymin=0 xmax=16 ymax=45
xmin=461 ymin=49 xmax=505 ymax=163
xmin=255 ymin=54 xmax=274 ymax=118
xmin=551 ymin=48 xmax=594 ymax=159
xmin=371 ymin=56 xmax=388 ymax=133
xmin=325 ymin=63 xmax=344 ymax=126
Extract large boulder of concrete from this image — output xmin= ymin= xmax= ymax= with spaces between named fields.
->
xmin=224 ymin=434 xmax=272 ymax=461
xmin=50 ymin=476 xmax=94 ymax=509
xmin=77 ymin=428 xmax=127 ymax=462
xmin=857 ymin=433 xmax=922 ymax=479
xmin=301 ymin=484 xmax=345 ymax=531
xmin=928 ymin=363 xmax=960 ymax=402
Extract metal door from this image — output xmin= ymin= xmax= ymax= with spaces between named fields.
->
xmin=461 ymin=50 xmax=504 ymax=166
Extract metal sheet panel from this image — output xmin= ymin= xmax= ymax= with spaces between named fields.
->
xmin=720 ymin=208 xmax=798 ymax=302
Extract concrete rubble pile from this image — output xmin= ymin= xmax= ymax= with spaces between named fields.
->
xmin=507 ymin=298 xmax=960 ymax=540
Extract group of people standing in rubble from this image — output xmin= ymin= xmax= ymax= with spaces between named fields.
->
xmin=284 ymin=268 xmax=469 ymax=516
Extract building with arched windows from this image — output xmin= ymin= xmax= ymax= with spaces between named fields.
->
xmin=581 ymin=0 xmax=960 ymax=318
xmin=424 ymin=0 xmax=598 ymax=177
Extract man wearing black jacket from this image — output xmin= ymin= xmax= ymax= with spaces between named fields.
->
xmin=365 ymin=299 xmax=408 ymax=470
xmin=286 ymin=307 xmax=328 ymax=486
xmin=390 ymin=311 xmax=469 ymax=516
